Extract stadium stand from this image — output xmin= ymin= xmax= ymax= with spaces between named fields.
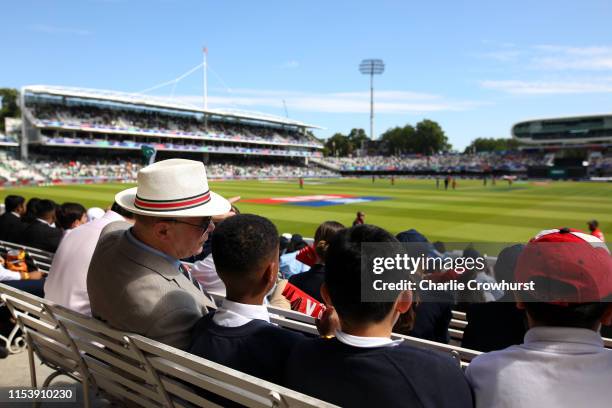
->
xmin=315 ymin=153 xmax=545 ymax=173
xmin=19 ymin=85 xmax=323 ymax=161
xmin=0 ymin=155 xmax=337 ymax=184
xmin=0 ymin=151 xmax=45 ymax=183
xmin=1 ymin=87 xmax=611 ymax=182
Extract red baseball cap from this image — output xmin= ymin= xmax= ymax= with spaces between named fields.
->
xmin=515 ymin=228 xmax=612 ymax=303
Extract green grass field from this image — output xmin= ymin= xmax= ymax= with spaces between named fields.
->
xmin=1 ymin=178 xmax=611 ymax=243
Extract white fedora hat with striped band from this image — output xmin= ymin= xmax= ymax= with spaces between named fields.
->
xmin=115 ymin=159 xmax=230 ymax=217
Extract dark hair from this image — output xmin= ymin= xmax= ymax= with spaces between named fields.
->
xmin=462 ymin=247 xmax=487 ymax=274
xmin=396 ymin=229 xmax=428 ymax=243
xmin=286 ymin=234 xmax=307 ymax=253
xmin=520 ymin=275 xmax=611 ymax=328
xmin=56 ymin=202 xmax=86 ymax=229
xmin=494 ymin=244 xmax=524 ymax=283
xmin=5 ymin=195 xmax=25 ymax=213
xmin=325 ymin=224 xmax=402 ymax=325
xmin=524 ymin=301 xmax=610 ymax=329
xmin=212 ymin=214 xmax=279 ymax=280
xmin=111 ymin=202 xmax=134 ymax=219
xmin=313 ymin=221 xmax=344 ymax=262
xmin=279 ymin=236 xmax=290 ymax=254
xmin=34 ymin=199 xmax=57 ymax=219
xmin=22 ymin=197 xmax=41 ymax=223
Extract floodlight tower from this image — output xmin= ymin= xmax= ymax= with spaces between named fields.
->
xmin=359 ymin=59 xmax=385 ymax=142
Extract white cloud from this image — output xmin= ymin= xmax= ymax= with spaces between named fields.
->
xmin=532 ymin=47 xmax=612 ymax=70
xmin=479 ymin=44 xmax=612 ymax=94
xmin=480 ymin=79 xmax=612 ymax=95
xmin=481 ymin=43 xmax=612 ymax=71
xmin=28 ymin=24 xmax=91 ymax=36
xmin=480 ymin=50 xmax=521 ymax=62
xmin=172 ymin=89 xmax=483 ymax=114
xmin=281 ymin=60 xmax=299 ymax=69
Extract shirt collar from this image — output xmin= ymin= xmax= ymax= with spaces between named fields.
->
xmin=524 ymin=326 xmax=604 ymax=350
xmin=213 ymin=299 xmax=270 ymax=328
xmin=102 ymin=210 xmax=125 ymax=223
xmin=36 ymin=218 xmax=52 ymax=226
xmin=11 ymin=212 xmax=20 ymax=218
xmin=335 ymin=330 xmax=403 ymax=348
xmin=125 ymin=228 xmax=180 ymax=269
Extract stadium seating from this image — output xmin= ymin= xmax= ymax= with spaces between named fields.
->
xmin=315 ymin=153 xmax=544 ymax=173
xmin=29 ymin=102 xmax=321 ymax=148
xmin=206 ymin=292 xmax=480 ymax=367
xmin=449 ymin=309 xmax=612 ymax=349
xmin=0 ymin=240 xmax=54 ymax=354
xmin=0 ymin=155 xmax=337 ymax=184
xmin=0 ymin=239 xmax=54 ymax=273
xmin=0 ymin=283 xmax=337 ymax=407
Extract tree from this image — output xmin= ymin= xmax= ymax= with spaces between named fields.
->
xmin=324 ymin=132 xmax=350 ymax=157
xmin=0 ymin=88 xmax=20 ymax=132
xmin=464 ymin=137 xmax=521 ymax=153
xmin=413 ymin=119 xmax=451 ymax=154
xmin=347 ymin=128 xmax=368 ymax=155
xmin=379 ymin=125 xmax=415 ymax=155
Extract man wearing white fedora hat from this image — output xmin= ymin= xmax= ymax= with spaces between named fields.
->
xmin=87 ymin=159 xmax=231 ymax=350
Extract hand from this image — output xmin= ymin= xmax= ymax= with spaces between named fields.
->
xmin=0 ymin=256 xmax=4 ymax=266
xmin=316 ymin=305 xmax=340 ymax=337
xmin=227 ymin=196 xmax=241 ymax=205
xmin=28 ymin=271 xmax=44 ymax=280
xmin=212 ymin=196 xmax=241 ymax=223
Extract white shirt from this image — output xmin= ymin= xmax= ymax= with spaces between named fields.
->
xmin=212 ymin=299 xmax=270 ymax=328
xmin=36 ymin=218 xmax=52 ymax=226
xmin=466 ymin=326 xmax=612 ymax=408
xmin=0 ymin=263 xmax=21 ymax=281
xmin=44 ymin=211 xmax=124 ymax=316
xmin=335 ymin=330 xmax=403 ymax=348
xmin=191 ymin=254 xmax=226 ymax=296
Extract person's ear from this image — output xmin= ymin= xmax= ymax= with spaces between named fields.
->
xmin=601 ymin=304 xmax=612 ymax=326
xmin=153 ymin=220 xmax=172 ymax=241
xmin=321 ymin=283 xmax=333 ymax=307
xmin=396 ymin=290 xmax=413 ymax=314
xmin=263 ymin=261 xmax=277 ymax=285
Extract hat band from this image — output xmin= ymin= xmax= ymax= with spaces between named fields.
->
xmin=134 ymin=191 xmax=211 ymax=212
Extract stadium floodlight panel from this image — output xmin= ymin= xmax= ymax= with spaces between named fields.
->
xmin=359 ymin=59 xmax=385 ymax=75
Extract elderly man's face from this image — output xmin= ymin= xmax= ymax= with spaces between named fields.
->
xmin=166 ymin=216 xmax=215 ymax=259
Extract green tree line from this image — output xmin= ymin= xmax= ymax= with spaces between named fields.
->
xmin=0 ymin=88 xmax=20 ymax=133
xmin=323 ymin=119 xmax=451 ymax=156
xmin=463 ymin=137 xmax=521 ymax=153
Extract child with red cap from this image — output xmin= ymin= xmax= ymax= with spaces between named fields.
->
xmin=466 ymin=227 xmax=612 ymax=408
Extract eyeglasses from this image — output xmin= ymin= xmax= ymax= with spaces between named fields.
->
xmin=165 ymin=217 xmax=213 ymax=234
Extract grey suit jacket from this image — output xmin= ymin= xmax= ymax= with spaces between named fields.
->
xmin=87 ymin=222 xmax=215 ymax=350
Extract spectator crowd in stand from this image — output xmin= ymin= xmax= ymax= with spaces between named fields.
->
xmin=40 ymin=136 xmax=322 ymax=158
xmin=0 ymin=158 xmax=611 ymax=407
xmin=319 ymin=153 xmax=547 ymax=173
xmin=29 ymin=101 xmax=321 ymax=147
xmin=0 ymin=154 xmax=337 ymax=183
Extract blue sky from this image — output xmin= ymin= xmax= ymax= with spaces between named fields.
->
xmin=2 ymin=0 xmax=612 ymax=150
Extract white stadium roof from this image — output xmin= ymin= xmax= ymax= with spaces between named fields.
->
xmin=22 ymin=85 xmax=321 ymax=129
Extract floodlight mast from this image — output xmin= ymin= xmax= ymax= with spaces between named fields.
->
xmin=359 ymin=59 xmax=385 ymax=146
